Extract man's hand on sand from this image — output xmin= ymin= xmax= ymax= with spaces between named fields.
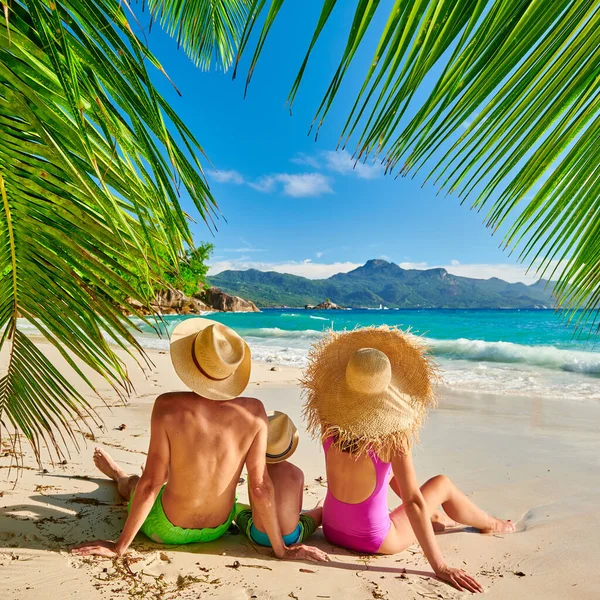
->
xmin=284 ymin=544 xmax=330 ymax=562
xmin=71 ymin=540 xmax=118 ymax=558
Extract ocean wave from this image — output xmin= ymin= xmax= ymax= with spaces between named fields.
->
xmin=309 ymin=315 xmax=329 ymax=321
xmin=237 ymin=327 xmax=324 ymax=340
xmin=429 ymin=338 xmax=600 ymax=375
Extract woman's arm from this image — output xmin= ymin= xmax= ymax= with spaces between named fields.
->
xmin=389 ymin=476 xmax=402 ymax=499
xmin=392 ymin=450 xmax=482 ymax=593
xmin=72 ymin=397 xmax=170 ymax=557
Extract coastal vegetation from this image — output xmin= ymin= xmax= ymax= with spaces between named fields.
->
xmin=1 ymin=1 xmax=599 ymax=461
xmin=116 ymin=242 xmax=214 ymax=304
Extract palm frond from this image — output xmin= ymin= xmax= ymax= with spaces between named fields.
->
xmin=147 ymin=0 xmax=252 ymax=70
xmin=239 ymin=1 xmax=600 ymax=327
xmin=0 ymin=0 xmax=216 ymax=462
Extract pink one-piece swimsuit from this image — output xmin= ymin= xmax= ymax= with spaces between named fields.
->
xmin=322 ymin=437 xmax=393 ymax=554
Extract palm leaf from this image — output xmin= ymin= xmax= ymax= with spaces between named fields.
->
xmin=239 ymin=1 xmax=600 ymax=327
xmin=146 ymin=0 xmax=252 ymax=70
xmin=0 ymin=0 xmax=223 ymax=463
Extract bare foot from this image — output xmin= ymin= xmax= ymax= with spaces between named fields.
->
xmin=93 ymin=447 xmax=128 ymax=482
xmin=431 ymin=510 xmax=459 ymax=532
xmin=481 ymin=517 xmax=516 ymax=534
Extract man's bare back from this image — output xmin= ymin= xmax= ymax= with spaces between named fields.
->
xmin=157 ymin=391 xmax=264 ymax=529
xmin=72 ymin=315 xmax=327 ymax=561
xmin=72 ymin=392 xmax=328 ymax=562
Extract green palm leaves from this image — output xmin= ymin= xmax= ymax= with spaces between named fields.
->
xmin=238 ymin=1 xmax=600 ymax=325
xmin=0 ymin=0 xmax=219 ymax=462
xmin=3 ymin=0 xmax=600 ymax=463
xmin=148 ymin=0 xmax=252 ymax=70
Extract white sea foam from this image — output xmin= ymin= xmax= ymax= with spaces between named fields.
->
xmin=237 ymin=327 xmax=323 ymax=340
xmin=309 ymin=315 xmax=329 ymax=321
xmin=429 ymin=338 xmax=600 ymax=375
xmin=16 ymin=317 xmax=600 ymax=401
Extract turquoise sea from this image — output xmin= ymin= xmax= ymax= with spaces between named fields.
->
xmin=130 ymin=309 xmax=600 ymax=402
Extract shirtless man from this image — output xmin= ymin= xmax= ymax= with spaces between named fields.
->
xmin=71 ymin=319 xmax=328 ymax=562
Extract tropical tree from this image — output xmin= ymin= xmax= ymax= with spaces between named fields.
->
xmin=0 ymin=0 xmax=247 ymax=464
xmin=3 ymin=0 xmax=600 ymax=462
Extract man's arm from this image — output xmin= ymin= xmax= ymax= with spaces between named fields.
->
xmin=245 ymin=406 xmax=328 ymax=562
xmin=115 ymin=398 xmax=170 ymax=554
xmin=72 ymin=396 xmax=170 ymax=557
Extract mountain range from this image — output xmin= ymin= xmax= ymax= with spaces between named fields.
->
xmin=208 ymin=259 xmax=555 ymax=309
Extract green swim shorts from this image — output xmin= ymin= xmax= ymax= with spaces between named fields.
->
xmin=128 ymin=487 xmax=236 ymax=545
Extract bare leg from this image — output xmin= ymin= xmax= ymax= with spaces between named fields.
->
xmin=303 ymin=496 xmax=324 ymax=526
xmin=391 ymin=476 xmax=460 ymax=531
xmin=251 ymin=461 xmax=321 ymax=535
xmin=430 ymin=509 xmax=458 ymax=532
xmin=93 ymin=447 xmax=139 ymax=501
xmin=379 ymin=474 xmax=515 ymax=554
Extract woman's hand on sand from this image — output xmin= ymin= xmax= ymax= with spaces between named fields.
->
xmin=71 ymin=540 xmax=118 ymax=558
xmin=283 ymin=544 xmax=330 ymax=562
xmin=435 ymin=565 xmax=483 ymax=593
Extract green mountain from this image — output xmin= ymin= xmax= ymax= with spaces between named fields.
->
xmin=209 ymin=259 xmax=555 ymax=309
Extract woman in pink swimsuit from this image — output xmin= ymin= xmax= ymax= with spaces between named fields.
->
xmin=303 ymin=327 xmax=515 ymax=594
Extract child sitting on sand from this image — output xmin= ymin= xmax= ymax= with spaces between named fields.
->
xmin=235 ymin=411 xmax=322 ymax=547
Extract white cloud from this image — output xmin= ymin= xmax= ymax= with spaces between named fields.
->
xmin=248 ymin=176 xmax=277 ymax=193
xmin=210 ymin=150 xmax=381 ymax=197
xmin=291 ymin=150 xmax=382 ymax=179
xmin=277 ymin=173 xmax=333 ymax=197
xmin=209 ymin=169 xmax=244 ymax=184
xmin=322 ymin=150 xmax=383 ymax=180
xmin=290 ymin=153 xmax=321 ymax=169
xmin=208 ymin=259 xmax=361 ymax=279
xmin=398 ymin=261 xmax=429 ymax=270
xmin=210 ymin=166 xmax=331 ymax=197
xmin=209 ymin=256 xmax=556 ymax=284
xmin=249 ymin=173 xmax=332 ymax=197
xmin=441 ymin=263 xmax=537 ymax=283
xmin=315 ymin=251 xmax=324 ymax=258
xmin=400 ymin=260 xmax=543 ymax=283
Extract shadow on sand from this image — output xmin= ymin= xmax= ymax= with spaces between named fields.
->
xmin=0 ymin=475 xmax=478 ymax=587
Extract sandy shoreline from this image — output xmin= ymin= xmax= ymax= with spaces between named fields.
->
xmin=1 ymin=341 xmax=599 ymax=599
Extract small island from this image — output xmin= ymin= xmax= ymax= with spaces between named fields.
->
xmin=305 ymin=298 xmax=343 ymax=310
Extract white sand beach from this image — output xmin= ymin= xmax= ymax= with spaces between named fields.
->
xmin=1 ymin=341 xmax=599 ymax=599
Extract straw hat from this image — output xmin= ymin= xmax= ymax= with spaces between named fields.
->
xmin=266 ymin=411 xmax=299 ymax=464
xmin=170 ymin=318 xmax=251 ymax=401
xmin=301 ymin=326 xmax=437 ymax=458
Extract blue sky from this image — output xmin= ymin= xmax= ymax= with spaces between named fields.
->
xmin=131 ymin=3 xmax=540 ymax=283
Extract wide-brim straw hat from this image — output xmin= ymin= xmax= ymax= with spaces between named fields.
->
xmin=170 ymin=318 xmax=251 ymax=401
xmin=301 ymin=326 xmax=437 ymax=458
xmin=266 ymin=411 xmax=299 ymax=464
